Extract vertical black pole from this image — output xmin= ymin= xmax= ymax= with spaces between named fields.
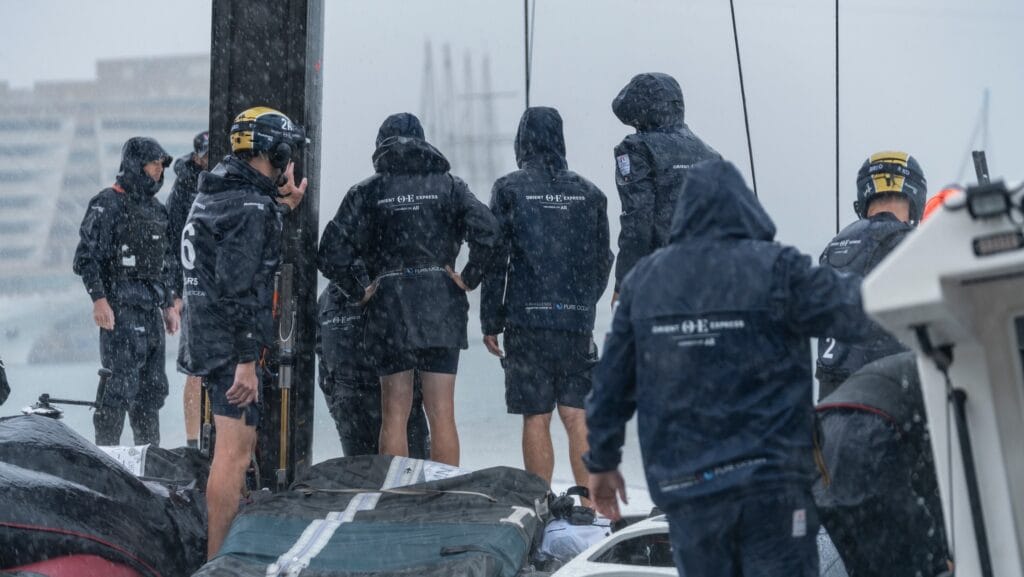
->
xmin=951 ymin=389 xmax=995 ymax=577
xmin=523 ymin=0 xmax=531 ymax=109
xmin=209 ymin=0 xmax=323 ymax=489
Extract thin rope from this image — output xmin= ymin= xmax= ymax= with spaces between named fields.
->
xmin=834 ymin=0 xmax=840 ymax=234
xmin=728 ymin=0 xmax=758 ymax=197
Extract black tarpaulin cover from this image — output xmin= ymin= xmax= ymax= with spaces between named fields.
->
xmin=0 ymin=415 xmax=206 ymax=576
xmin=195 ymin=455 xmax=550 ymax=577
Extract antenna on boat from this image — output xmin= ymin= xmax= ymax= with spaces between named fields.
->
xmin=728 ymin=0 xmax=758 ymax=197
xmin=834 ymin=0 xmax=840 ymax=234
xmin=957 ymin=89 xmax=991 ymax=184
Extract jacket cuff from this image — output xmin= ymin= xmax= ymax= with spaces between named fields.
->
xmin=234 ymin=331 xmax=258 ymax=364
xmin=86 ymin=281 xmax=106 ymax=302
xmin=583 ymin=450 xmax=621 ymax=474
xmin=481 ymin=319 xmax=505 ymax=336
xmin=461 ymin=263 xmax=483 ymax=290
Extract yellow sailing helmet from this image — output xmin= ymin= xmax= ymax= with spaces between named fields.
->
xmin=854 ymin=151 xmax=927 ymax=224
xmin=229 ymin=106 xmax=308 ymax=169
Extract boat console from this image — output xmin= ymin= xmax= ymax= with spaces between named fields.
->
xmin=864 ymin=180 xmax=1024 ymax=577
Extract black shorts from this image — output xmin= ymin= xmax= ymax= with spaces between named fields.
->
xmin=205 ymin=366 xmax=261 ymax=428
xmin=502 ymin=327 xmax=597 ymax=415
xmin=376 ymin=348 xmax=460 ymax=377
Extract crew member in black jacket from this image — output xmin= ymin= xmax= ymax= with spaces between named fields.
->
xmin=481 ymin=107 xmax=612 ymax=487
xmin=166 ymin=130 xmax=208 ymax=448
xmin=587 ymin=160 xmax=875 ymax=577
xmin=611 ymin=72 xmax=719 ymax=297
xmin=316 ymin=273 xmax=430 ymax=458
xmin=815 ymin=353 xmax=950 ymax=576
xmin=319 ymin=113 xmax=499 ymax=466
xmin=178 ymin=106 xmax=307 ymax=558
xmin=815 ymin=151 xmax=924 ymax=399
xmin=73 ymin=137 xmax=178 ymax=447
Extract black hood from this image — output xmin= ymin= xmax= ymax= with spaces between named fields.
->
xmin=514 ymin=106 xmax=567 ymax=171
xmin=197 ymin=155 xmax=278 ymax=197
xmin=116 ymin=136 xmax=172 ymax=198
xmin=372 ymin=136 xmax=450 ymax=175
xmin=669 ymin=159 xmax=776 ymax=243
xmin=173 ymin=153 xmax=204 ymax=185
xmin=612 ymin=73 xmax=686 ymax=132
xmin=371 ymin=112 xmax=449 ymax=174
xmin=173 ymin=153 xmax=202 ymax=178
xmin=375 ymin=113 xmax=425 ymax=148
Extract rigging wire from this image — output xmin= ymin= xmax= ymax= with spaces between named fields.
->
xmin=523 ymin=0 xmax=537 ymax=109
xmin=728 ymin=0 xmax=758 ymax=197
xmin=530 ymin=0 xmax=537 ymax=82
xmin=834 ymin=0 xmax=840 ymax=234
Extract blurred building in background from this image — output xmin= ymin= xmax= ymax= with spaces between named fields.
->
xmin=0 ymin=54 xmax=209 ymax=363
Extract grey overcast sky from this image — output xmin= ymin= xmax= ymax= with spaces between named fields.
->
xmin=2 ymin=0 xmax=1023 ymax=258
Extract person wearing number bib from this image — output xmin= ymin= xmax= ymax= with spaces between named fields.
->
xmin=73 ymin=137 xmax=178 ymax=447
xmin=177 ymin=107 xmax=308 ymax=558
xmin=815 ymin=151 xmax=923 ymax=400
xmin=318 ymin=113 xmax=499 ymax=466
xmin=585 ymin=160 xmax=878 ymax=577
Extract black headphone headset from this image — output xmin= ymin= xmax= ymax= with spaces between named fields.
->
xmin=269 ymin=140 xmax=293 ymax=171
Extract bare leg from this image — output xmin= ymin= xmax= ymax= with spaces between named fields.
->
xmin=379 ymin=370 xmax=415 ymax=458
xmin=558 ymin=404 xmax=591 ymax=498
xmin=522 ymin=412 xmax=554 ymax=484
xmin=184 ymin=375 xmax=203 ymax=444
xmin=206 ymin=415 xmax=256 ymax=559
xmin=419 ymin=371 xmax=459 ymax=466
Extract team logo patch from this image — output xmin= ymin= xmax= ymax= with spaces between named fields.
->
xmin=616 ymin=154 xmax=631 ymax=176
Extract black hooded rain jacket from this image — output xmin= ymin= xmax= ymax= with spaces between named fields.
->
xmin=73 ymin=137 xmax=176 ymax=308
xmin=586 ymin=160 xmax=875 ymax=511
xmin=481 ymin=107 xmax=613 ymax=336
xmin=318 ymin=114 xmax=500 ymax=358
xmin=177 ymin=156 xmax=285 ymax=375
xmin=611 ymin=72 xmax=720 ymax=290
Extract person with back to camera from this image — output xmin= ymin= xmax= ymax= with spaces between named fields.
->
xmin=318 ymin=113 xmax=499 ymax=466
xmin=481 ymin=106 xmax=612 ymax=489
xmin=586 ymin=159 xmax=878 ymax=577
xmin=815 ymin=151 xmax=925 ymax=400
